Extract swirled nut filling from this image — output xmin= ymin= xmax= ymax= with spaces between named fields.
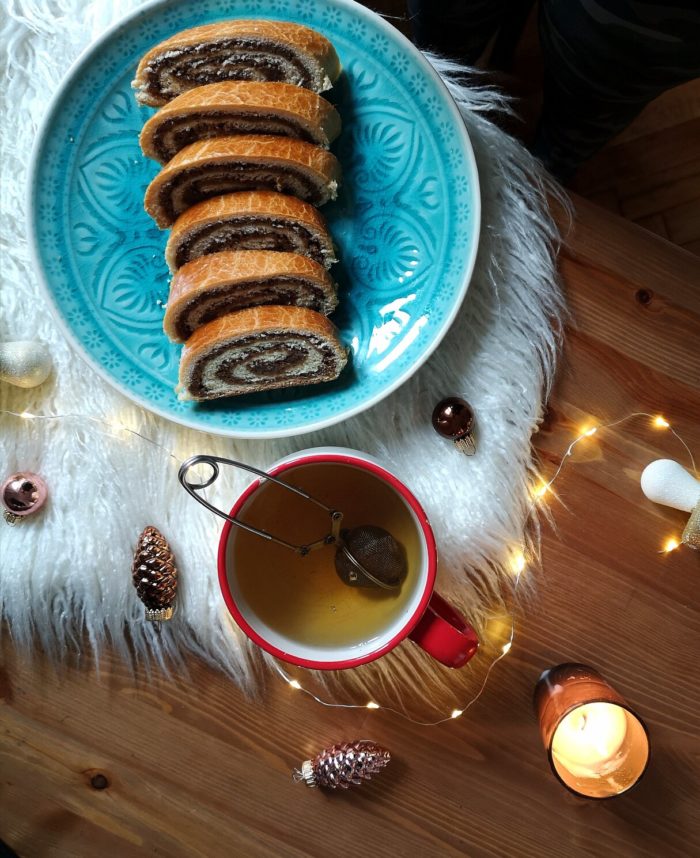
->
xmin=159 ymin=165 xmax=330 ymax=223
xmin=151 ymin=112 xmax=317 ymax=162
xmin=174 ymin=218 xmax=329 ymax=269
xmin=190 ymin=333 xmax=340 ymax=398
xmin=174 ymin=279 xmax=335 ymax=341
xmin=144 ymin=40 xmax=315 ymax=101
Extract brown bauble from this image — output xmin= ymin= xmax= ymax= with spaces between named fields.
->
xmin=432 ymin=396 xmax=476 ymax=455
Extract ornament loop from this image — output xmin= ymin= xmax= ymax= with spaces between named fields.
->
xmin=178 ymin=454 xmax=343 ymax=555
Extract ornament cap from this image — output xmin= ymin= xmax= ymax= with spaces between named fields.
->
xmin=145 ymin=606 xmax=174 ymax=621
xmin=299 ymin=759 xmax=317 ymax=788
xmin=455 ymin=435 xmax=476 ymax=456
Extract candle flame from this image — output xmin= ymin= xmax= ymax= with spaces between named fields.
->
xmin=551 ymin=703 xmax=628 ymax=780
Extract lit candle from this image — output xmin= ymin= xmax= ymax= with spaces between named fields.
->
xmin=534 ymin=663 xmax=650 ymax=799
xmin=551 ymin=702 xmax=627 ymax=778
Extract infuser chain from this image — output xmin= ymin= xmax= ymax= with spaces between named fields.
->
xmin=178 ymin=454 xmax=343 ymax=555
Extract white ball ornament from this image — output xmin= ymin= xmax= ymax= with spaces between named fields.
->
xmin=641 ymin=459 xmax=700 ymax=549
xmin=0 ymin=341 xmax=52 ymax=388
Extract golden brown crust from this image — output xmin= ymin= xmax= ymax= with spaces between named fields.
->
xmin=140 ymin=81 xmax=341 ymax=162
xmin=183 ymin=304 xmax=342 ymax=354
xmin=163 ymin=249 xmax=338 ymax=341
xmin=165 ymin=190 xmax=334 ymax=270
xmin=133 ymin=20 xmax=341 ymax=106
xmin=144 ymin=135 xmax=341 ymax=228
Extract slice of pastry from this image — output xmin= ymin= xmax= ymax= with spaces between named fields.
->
xmin=163 ymin=249 xmax=339 ymax=343
xmin=132 ymin=20 xmax=341 ymax=106
xmin=165 ymin=191 xmax=337 ymax=271
xmin=140 ymin=81 xmax=341 ymax=163
xmin=144 ymin=135 xmax=341 ymax=228
xmin=177 ymin=305 xmax=348 ymax=400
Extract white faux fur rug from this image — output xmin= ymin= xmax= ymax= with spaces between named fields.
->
xmin=0 ymin=0 xmax=565 ymax=716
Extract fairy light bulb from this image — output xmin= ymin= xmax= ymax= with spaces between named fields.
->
xmin=289 ymin=679 xmax=302 ymax=690
xmin=653 ymin=416 xmax=670 ymax=429
xmin=451 ymin=709 xmax=463 ymax=719
xmin=366 ymin=701 xmax=380 ymax=710
xmin=662 ymin=538 xmax=680 ymax=553
xmin=533 ymin=482 xmax=549 ymax=499
xmin=511 ymin=552 xmax=526 ymax=575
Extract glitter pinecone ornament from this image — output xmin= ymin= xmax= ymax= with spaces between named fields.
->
xmin=294 ymin=741 xmax=390 ymax=789
xmin=131 ymin=526 xmax=178 ymax=621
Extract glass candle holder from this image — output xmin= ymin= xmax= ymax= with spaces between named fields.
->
xmin=534 ymin=663 xmax=650 ymax=799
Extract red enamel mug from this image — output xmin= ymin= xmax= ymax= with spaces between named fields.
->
xmin=180 ymin=447 xmax=478 ymax=670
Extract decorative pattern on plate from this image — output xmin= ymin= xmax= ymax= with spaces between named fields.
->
xmin=29 ymin=0 xmax=479 ymax=437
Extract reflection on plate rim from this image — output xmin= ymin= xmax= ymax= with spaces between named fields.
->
xmin=26 ymin=0 xmax=481 ymax=439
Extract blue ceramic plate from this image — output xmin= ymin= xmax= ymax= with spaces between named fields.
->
xmin=28 ymin=0 xmax=480 ymax=438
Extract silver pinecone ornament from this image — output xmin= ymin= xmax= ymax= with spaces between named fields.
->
xmin=294 ymin=741 xmax=390 ymax=790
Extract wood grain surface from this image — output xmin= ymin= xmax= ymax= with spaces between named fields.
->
xmin=2 ymin=194 xmax=699 ymax=856
xmin=571 ymin=81 xmax=700 ymax=256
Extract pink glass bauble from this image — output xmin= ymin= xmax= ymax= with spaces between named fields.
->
xmin=1 ymin=472 xmax=48 ymax=523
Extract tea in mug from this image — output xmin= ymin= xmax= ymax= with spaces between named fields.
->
xmin=229 ymin=462 xmax=424 ymax=651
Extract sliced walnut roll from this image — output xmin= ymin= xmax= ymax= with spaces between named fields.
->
xmin=144 ymin=135 xmax=342 ymax=228
xmin=163 ymin=249 xmax=339 ymax=343
xmin=165 ymin=191 xmax=337 ymax=271
xmin=132 ymin=20 xmax=341 ymax=107
xmin=140 ymin=81 xmax=341 ymax=163
xmin=177 ymin=305 xmax=348 ymax=400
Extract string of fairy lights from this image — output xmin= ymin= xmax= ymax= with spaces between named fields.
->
xmin=273 ymin=411 xmax=697 ymax=725
xmin=2 ymin=407 xmax=696 ymax=726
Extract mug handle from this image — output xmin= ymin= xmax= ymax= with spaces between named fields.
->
xmin=408 ymin=593 xmax=479 ymax=668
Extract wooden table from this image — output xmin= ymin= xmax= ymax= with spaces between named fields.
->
xmin=2 ymin=197 xmax=699 ymax=857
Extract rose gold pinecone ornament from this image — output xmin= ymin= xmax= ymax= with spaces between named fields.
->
xmin=131 ymin=526 xmax=177 ymax=621
xmin=294 ymin=741 xmax=391 ymax=789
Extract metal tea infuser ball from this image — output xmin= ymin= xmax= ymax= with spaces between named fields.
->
xmin=178 ymin=455 xmax=408 ymax=590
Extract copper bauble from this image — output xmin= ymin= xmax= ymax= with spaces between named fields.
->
xmin=1 ymin=472 xmax=48 ymax=525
